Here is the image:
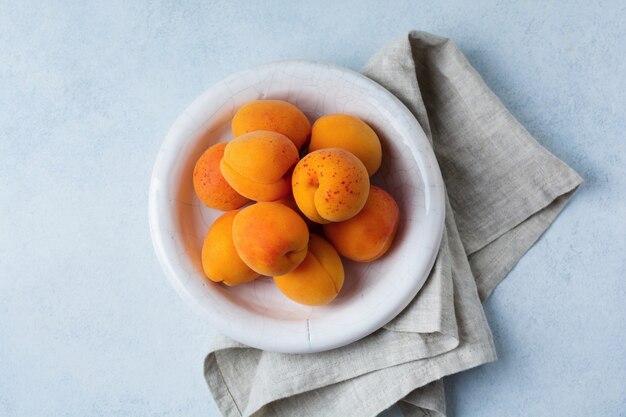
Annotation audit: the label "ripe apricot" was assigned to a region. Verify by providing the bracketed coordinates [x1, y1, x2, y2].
[323, 186, 399, 262]
[274, 234, 344, 306]
[192, 143, 250, 210]
[232, 202, 309, 276]
[309, 114, 382, 176]
[220, 131, 298, 202]
[292, 148, 370, 224]
[201, 211, 260, 286]
[232, 100, 311, 150]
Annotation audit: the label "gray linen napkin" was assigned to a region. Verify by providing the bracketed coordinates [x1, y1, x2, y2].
[204, 31, 582, 417]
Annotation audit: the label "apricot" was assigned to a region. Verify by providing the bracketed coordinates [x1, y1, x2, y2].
[220, 131, 299, 202]
[275, 193, 300, 212]
[309, 114, 382, 176]
[275, 194, 318, 229]
[292, 148, 370, 224]
[201, 211, 260, 286]
[232, 202, 309, 276]
[192, 143, 250, 210]
[232, 100, 311, 150]
[274, 234, 344, 306]
[323, 186, 399, 262]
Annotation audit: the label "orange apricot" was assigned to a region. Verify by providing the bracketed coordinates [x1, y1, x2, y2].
[275, 193, 319, 230]
[201, 211, 260, 286]
[323, 186, 399, 262]
[232, 202, 309, 276]
[192, 143, 250, 210]
[274, 234, 344, 306]
[220, 131, 299, 202]
[309, 114, 382, 176]
[232, 100, 311, 150]
[292, 148, 370, 224]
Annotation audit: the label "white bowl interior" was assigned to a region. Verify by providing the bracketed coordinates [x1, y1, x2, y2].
[149, 61, 445, 353]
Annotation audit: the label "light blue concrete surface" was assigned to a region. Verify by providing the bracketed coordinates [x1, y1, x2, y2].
[1, 1, 624, 416]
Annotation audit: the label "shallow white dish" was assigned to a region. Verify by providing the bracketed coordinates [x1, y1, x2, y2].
[149, 61, 445, 353]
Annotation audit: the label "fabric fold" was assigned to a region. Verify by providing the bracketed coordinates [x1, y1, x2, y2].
[204, 30, 581, 417]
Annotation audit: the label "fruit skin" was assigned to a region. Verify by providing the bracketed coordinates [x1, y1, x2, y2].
[292, 148, 370, 224]
[274, 234, 344, 306]
[309, 114, 382, 176]
[232, 202, 309, 276]
[220, 131, 299, 202]
[275, 193, 320, 232]
[201, 211, 260, 286]
[193, 143, 250, 210]
[323, 186, 399, 262]
[232, 99, 311, 150]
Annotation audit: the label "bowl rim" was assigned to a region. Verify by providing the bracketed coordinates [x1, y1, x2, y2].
[149, 60, 445, 353]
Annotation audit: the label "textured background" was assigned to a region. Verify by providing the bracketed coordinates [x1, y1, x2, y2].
[1, 1, 624, 416]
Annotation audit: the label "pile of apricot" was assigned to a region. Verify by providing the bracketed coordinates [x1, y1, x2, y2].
[193, 100, 400, 306]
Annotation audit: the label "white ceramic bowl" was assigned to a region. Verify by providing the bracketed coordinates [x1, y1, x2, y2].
[149, 61, 445, 353]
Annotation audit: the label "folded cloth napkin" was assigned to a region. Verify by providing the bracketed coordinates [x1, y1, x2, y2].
[204, 31, 582, 417]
